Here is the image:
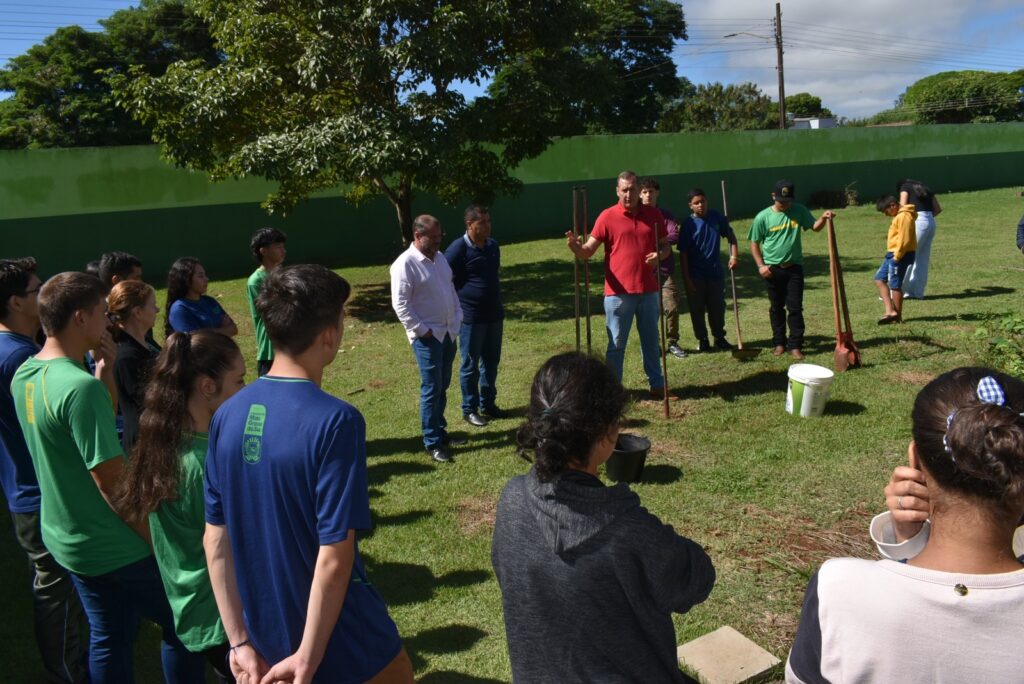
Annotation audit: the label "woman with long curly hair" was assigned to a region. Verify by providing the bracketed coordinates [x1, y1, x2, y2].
[491, 352, 715, 683]
[164, 257, 238, 338]
[116, 331, 246, 682]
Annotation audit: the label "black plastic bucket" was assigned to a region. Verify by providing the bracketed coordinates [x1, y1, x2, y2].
[605, 433, 651, 483]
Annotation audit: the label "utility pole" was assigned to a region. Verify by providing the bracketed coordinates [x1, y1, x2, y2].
[774, 2, 786, 129]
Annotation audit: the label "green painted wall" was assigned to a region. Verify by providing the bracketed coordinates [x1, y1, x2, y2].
[2, 123, 1022, 277]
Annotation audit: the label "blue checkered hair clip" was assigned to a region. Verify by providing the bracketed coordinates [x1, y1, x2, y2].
[943, 376, 1022, 459]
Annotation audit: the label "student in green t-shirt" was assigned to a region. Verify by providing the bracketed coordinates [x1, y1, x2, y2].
[747, 179, 834, 360]
[12, 271, 204, 681]
[115, 330, 246, 682]
[246, 228, 287, 377]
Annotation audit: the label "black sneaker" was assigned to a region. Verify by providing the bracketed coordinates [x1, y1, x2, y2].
[714, 338, 733, 351]
[697, 339, 712, 353]
[667, 343, 688, 359]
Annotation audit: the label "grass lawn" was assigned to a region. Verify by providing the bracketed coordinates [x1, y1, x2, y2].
[1, 186, 1022, 682]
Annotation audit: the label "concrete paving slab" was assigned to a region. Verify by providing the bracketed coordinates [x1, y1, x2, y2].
[677, 625, 781, 684]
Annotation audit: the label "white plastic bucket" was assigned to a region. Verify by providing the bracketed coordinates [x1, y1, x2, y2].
[786, 364, 835, 417]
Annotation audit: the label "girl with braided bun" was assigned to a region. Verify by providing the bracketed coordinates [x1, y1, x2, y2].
[491, 352, 715, 683]
[115, 331, 247, 682]
[787, 368, 1024, 684]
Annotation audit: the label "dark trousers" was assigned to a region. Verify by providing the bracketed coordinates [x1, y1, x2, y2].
[70, 555, 204, 683]
[11, 511, 89, 683]
[458, 320, 503, 415]
[685, 277, 727, 343]
[412, 333, 457, 450]
[201, 642, 235, 683]
[765, 264, 805, 350]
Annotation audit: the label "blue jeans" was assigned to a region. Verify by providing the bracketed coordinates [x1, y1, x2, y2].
[459, 320, 503, 414]
[70, 555, 204, 683]
[903, 211, 935, 298]
[412, 333, 457, 450]
[604, 293, 664, 389]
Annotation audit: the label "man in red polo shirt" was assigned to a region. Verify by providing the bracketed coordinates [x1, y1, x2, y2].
[567, 171, 669, 393]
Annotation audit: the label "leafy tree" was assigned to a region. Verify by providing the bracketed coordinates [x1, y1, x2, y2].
[898, 70, 1024, 124]
[657, 81, 775, 133]
[114, 0, 682, 244]
[785, 92, 832, 119]
[569, 0, 687, 134]
[0, 0, 218, 149]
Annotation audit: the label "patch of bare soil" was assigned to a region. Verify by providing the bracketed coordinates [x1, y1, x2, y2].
[456, 494, 498, 536]
[893, 370, 935, 386]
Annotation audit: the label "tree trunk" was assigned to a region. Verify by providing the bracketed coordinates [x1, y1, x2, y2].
[396, 180, 413, 246]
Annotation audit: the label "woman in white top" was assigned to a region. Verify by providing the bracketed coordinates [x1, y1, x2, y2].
[788, 367, 1024, 684]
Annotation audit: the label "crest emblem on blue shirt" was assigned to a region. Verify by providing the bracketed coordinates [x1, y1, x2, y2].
[243, 403, 266, 464]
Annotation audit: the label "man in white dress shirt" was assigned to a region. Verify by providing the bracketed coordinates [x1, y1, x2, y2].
[390, 215, 464, 463]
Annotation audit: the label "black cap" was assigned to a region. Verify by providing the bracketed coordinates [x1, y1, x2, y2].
[773, 180, 795, 200]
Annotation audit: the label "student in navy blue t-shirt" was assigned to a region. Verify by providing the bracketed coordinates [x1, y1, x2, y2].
[677, 188, 739, 352]
[164, 257, 238, 337]
[204, 264, 412, 683]
[444, 204, 507, 427]
[0, 257, 89, 682]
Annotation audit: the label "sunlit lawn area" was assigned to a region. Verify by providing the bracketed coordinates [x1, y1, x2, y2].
[2, 186, 1022, 682]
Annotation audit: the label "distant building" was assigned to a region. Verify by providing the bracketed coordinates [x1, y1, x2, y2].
[790, 117, 837, 130]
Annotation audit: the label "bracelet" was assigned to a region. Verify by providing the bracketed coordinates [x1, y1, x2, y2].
[230, 639, 251, 651]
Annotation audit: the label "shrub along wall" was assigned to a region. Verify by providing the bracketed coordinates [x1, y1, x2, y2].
[2, 123, 1022, 277]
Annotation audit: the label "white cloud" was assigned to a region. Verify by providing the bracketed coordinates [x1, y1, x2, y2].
[677, 0, 1024, 118]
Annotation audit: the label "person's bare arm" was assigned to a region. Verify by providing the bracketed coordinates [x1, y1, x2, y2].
[91, 457, 150, 544]
[811, 210, 834, 232]
[260, 534, 356, 684]
[680, 252, 695, 292]
[91, 329, 118, 412]
[205, 523, 269, 680]
[645, 236, 671, 267]
[215, 312, 239, 338]
[750, 242, 771, 279]
[931, 194, 942, 216]
[566, 233, 601, 260]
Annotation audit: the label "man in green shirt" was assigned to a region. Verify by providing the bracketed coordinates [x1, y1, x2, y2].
[748, 180, 834, 360]
[12, 271, 202, 681]
[246, 227, 287, 376]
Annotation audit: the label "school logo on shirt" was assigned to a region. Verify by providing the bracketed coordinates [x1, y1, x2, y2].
[24, 383, 35, 424]
[242, 404, 266, 464]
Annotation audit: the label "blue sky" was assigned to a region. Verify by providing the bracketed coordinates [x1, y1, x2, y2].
[2, 0, 1022, 119]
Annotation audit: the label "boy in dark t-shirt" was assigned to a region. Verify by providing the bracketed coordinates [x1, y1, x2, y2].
[205, 264, 411, 683]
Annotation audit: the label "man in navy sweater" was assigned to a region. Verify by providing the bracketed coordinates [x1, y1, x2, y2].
[444, 205, 506, 427]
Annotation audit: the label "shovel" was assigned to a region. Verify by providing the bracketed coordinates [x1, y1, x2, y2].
[826, 215, 861, 371]
[729, 267, 760, 360]
[721, 180, 760, 360]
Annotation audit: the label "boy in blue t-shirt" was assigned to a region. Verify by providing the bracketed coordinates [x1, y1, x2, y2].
[204, 264, 411, 683]
[677, 188, 739, 352]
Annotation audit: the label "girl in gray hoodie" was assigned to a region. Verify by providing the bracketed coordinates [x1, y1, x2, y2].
[492, 352, 715, 683]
